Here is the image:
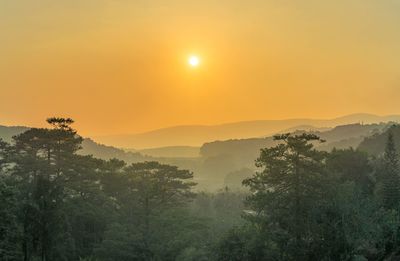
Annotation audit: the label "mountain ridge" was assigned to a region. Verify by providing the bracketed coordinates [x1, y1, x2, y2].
[94, 113, 400, 148]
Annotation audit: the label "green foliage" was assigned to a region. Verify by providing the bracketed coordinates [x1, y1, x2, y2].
[95, 222, 144, 261]
[4, 119, 400, 260]
[216, 225, 279, 261]
[190, 188, 246, 239]
[326, 148, 374, 193]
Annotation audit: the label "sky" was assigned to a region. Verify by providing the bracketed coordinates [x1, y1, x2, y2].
[1, 0, 400, 136]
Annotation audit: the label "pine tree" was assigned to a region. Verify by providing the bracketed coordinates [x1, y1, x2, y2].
[243, 133, 326, 259]
[382, 131, 400, 210]
[13, 118, 83, 261]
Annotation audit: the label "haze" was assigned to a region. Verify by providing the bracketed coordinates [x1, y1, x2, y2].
[1, 0, 400, 136]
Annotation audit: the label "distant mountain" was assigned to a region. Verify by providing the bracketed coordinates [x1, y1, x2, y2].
[136, 146, 200, 158]
[279, 125, 331, 134]
[316, 123, 386, 151]
[94, 114, 400, 148]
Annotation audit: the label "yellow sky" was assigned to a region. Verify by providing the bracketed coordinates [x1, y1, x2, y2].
[1, 0, 400, 136]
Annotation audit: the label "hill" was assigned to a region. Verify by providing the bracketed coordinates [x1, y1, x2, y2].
[136, 146, 200, 158]
[198, 123, 389, 189]
[94, 114, 400, 148]
[358, 124, 400, 156]
[201, 123, 388, 163]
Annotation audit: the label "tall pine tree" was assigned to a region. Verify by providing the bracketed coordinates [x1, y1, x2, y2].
[243, 133, 327, 259]
[382, 131, 400, 210]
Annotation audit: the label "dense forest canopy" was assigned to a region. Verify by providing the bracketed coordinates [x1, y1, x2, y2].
[2, 119, 400, 260]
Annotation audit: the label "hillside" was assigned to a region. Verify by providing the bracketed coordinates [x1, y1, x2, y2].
[316, 123, 386, 151]
[197, 123, 389, 189]
[80, 138, 152, 163]
[136, 146, 200, 158]
[201, 123, 387, 163]
[94, 114, 400, 148]
[358, 124, 400, 156]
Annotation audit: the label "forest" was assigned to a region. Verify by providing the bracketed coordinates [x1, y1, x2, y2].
[2, 118, 400, 261]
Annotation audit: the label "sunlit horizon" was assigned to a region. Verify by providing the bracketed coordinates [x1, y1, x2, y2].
[1, 1, 400, 136]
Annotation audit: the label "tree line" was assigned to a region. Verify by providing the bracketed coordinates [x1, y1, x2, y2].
[1, 118, 400, 260]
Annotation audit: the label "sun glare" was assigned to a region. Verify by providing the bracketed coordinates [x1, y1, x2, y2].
[188, 55, 200, 67]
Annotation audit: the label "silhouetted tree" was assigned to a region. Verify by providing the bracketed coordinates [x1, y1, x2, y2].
[97, 161, 198, 260]
[243, 133, 326, 259]
[13, 118, 82, 260]
[382, 131, 400, 210]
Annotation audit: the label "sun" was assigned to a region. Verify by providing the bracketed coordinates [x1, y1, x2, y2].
[188, 55, 200, 67]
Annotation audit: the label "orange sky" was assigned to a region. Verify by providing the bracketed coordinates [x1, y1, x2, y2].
[1, 0, 400, 136]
